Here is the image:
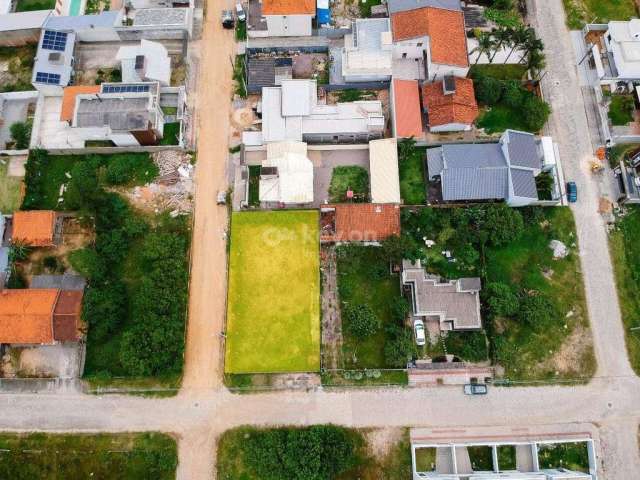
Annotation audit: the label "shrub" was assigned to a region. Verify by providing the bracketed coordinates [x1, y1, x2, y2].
[518, 292, 558, 329]
[68, 248, 106, 281]
[481, 204, 524, 247]
[522, 95, 551, 132]
[42, 255, 58, 272]
[391, 296, 411, 323]
[444, 331, 489, 362]
[485, 282, 519, 317]
[502, 81, 525, 109]
[380, 234, 421, 263]
[384, 327, 416, 367]
[9, 121, 31, 149]
[474, 75, 503, 105]
[105, 154, 157, 185]
[82, 283, 127, 341]
[343, 303, 380, 339]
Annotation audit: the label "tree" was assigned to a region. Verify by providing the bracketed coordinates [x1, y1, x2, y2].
[535, 172, 554, 200]
[380, 234, 421, 263]
[398, 137, 417, 162]
[82, 283, 127, 341]
[472, 31, 496, 65]
[384, 328, 416, 367]
[343, 304, 380, 339]
[391, 296, 410, 323]
[502, 80, 525, 109]
[504, 25, 530, 64]
[522, 95, 551, 132]
[9, 121, 31, 149]
[485, 282, 519, 317]
[474, 75, 503, 105]
[8, 240, 31, 262]
[518, 292, 557, 330]
[489, 27, 513, 63]
[481, 204, 524, 246]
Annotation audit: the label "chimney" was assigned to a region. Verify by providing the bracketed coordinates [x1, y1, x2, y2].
[443, 75, 456, 95]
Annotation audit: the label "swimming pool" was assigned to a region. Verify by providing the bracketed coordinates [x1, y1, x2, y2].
[68, 0, 82, 16]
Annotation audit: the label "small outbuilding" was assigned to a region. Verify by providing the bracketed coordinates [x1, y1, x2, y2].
[12, 210, 59, 247]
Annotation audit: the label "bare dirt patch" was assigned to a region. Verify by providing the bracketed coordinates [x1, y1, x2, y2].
[364, 427, 406, 459]
[538, 323, 595, 377]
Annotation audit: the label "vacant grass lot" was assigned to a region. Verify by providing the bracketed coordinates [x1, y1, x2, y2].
[486, 208, 595, 381]
[609, 206, 640, 375]
[0, 433, 177, 479]
[469, 64, 527, 81]
[563, 0, 637, 29]
[225, 210, 320, 373]
[399, 148, 426, 205]
[477, 104, 531, 134]
[0, 162, 22, 212]
[608, 95, 635, 126]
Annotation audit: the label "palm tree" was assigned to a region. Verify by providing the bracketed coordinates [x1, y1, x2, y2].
[504, 25, 530, 64]
[489, 27, 513, 63]
[526, 48, 546, 77]
[473, 31, 496, 65]
[519, 36, 544, 65]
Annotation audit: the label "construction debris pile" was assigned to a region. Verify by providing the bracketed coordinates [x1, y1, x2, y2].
[128, 150, 195, 215]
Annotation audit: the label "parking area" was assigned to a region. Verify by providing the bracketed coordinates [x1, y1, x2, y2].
[1, 343, 84, 379]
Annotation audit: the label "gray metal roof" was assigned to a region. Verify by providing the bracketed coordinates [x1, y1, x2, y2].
[441, 143, 506, 169]
[504, 130, 541, 170]
[45, 10, 119, 30]
[248, 58, 276, 87]
[426, 147, 443, 179]
[510, 168, 538, 199]
[459, 277, 481, 291]
[387, 0, 461, 14]
[442, 167, 508, 201]
[75, 96, 152, 131]
[31, 273, 86, 291]
[133, 8, 188, 26]
[353, 18, 390, 51]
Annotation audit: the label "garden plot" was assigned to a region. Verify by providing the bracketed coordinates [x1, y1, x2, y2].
[225, 211, 321, 373]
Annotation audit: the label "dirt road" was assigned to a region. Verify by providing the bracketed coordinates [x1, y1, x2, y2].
[181, 1, 234, 392]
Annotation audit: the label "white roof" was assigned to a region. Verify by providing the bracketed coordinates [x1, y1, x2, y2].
[607, 20, 640, 79]
[281, 79, 316, 116]
[342, 18, 393, 77]
[260, 141, 314, 204]
[0, 9, 52, 31]
[0, 0, 11, 15]
[116, 39, 171, 86]
[369, 138, 401, 204]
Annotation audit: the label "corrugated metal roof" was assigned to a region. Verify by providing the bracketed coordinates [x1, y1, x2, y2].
[281, 79, 316, 116]
[45, 10, 120, 29]
[0, 10, 52, 31]
[426, 147, 443, 179]
[442, 167, 508, 201]
[369, 138, 401, 204]
[510, 168, 537, 199]
[388, 0, 461, 13]
[442, 143, 506, 168]
[505, 130, 541, 170]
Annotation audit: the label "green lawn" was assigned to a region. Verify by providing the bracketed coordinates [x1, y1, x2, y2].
[15, 0, 55, 11]
[248, 165, 260, 206]
[160, 122, 181, 145]
[469, 64, 528, 81]
[563, 0, 637, 29]
[486, 207, 595, 381]
[609, 206, 640, 375]
[329, 165, 369, 203]
[225, 210, 320, 373]
[497, 445, 517, 470]
[337, 245, 402, 369]
[0, 433, 177, 479]
[414, 447, 436, 472]
[0, 161, 22, 212]
[537, 442, 590, 472]
[608, 95, 635, 126]
[399, 148, 426, 205]
[477, 104, 532, 134]
[607, 143, 640, 169]
[359, 0, 383, 17]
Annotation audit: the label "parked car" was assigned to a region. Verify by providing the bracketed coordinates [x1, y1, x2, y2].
[222, 9, 234, 29]
[463, 383, 488, 395]
[413, 319, 426, 346]
[566, 181, 577, 203]
[217, 191, 227, 205]
[236, 3, 246, 21]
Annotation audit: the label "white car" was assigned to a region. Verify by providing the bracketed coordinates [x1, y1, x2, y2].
[236, 3, 246, 21]
[414, 319, 426, 346]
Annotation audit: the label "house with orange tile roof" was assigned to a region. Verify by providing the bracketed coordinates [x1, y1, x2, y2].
[0, 288, 84, 345]
[247, 0, 316, 38]
[11, 210, 60, 248]
[390, 78, 424, 139]
[388, 0, 469, 81]
[422, 76, 479, 132]
[320, 204, 401, 243]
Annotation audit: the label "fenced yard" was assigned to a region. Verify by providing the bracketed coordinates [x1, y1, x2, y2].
[225, 210, 321, 373]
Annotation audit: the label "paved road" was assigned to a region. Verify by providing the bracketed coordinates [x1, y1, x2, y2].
[1, 1, 640, 480]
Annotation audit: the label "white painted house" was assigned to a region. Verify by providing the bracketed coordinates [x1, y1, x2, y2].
[247, 0, 315, 38]
[117, 39, 172, 86]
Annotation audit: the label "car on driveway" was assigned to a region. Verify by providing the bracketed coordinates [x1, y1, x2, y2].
[414, 319, 426, 346]
[566, 181, 577, 203]
[236, 3, 246, 21]
[463, 383, 488, 395]
[222, 9, 234, 29]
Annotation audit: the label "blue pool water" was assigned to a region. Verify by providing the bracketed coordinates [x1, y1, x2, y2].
[69, 0, 82, 16]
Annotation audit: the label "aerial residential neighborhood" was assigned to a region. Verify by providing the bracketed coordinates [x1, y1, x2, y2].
[0, 0, 638, 478]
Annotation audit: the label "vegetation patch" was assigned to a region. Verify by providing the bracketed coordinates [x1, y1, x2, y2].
[15, 0, 55, 12]
[469, 64, 527, 81]
[398, 139, 426, 205]
[358, 0, 383, 18]
[328, 166, 369, 203]
[233, 55, 247, 98]
[0, 161, 23, 212]
[160, 122, 181, 145]
[248, 165, 260, 207]
[609, 206, 640, 375]
[225, 211, 320, 373]
[563, 0, 637, 29]
[537, 442, 590, 472]
[0, 45, 37, 92]
[0, 432, 177, 479]
[22, 150, 190, 382]
[608, 95, 635, 126]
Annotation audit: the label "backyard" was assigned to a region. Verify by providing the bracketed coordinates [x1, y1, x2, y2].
[217, 426, 411, 480]
[608, 94, 635, 126]
[398, 142, 426, 205]
[225, 210, 320, 373]
[609, 206, 640, 375]
[0, 45, 37, 93]
[537, 441, 590, 472]
[0, 161, 22, 212]
[401, 206, 595, 381]
[563, 0, 637, 29]
[14, 0, 55, 11]
[21, 150, 191, 386]
[0, 433, 177, 478]
[329, 166, 369, 203]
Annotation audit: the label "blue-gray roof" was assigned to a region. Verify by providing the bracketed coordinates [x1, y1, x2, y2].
[354, 18, 390, 51]
[504, 130, 541, 170]
[387, 0, 461, 14]
[442, 167, 508, 201]
[426, 148, 444, 179]
[440, 143, 506, 169]
[45, 10, 119, 30]
[510, 168, 538, 199]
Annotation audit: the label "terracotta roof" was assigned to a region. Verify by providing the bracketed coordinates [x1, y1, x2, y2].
[53, 290, 83, 342]
[323, 204, 401, 242]
[392, 79, 423, 138]
[391, 7, 468, 67]
[12, 210, 57, 247]
[262, 0, 316, 15]
[60, 85, 100, 122]
[423, 77, 479, 127]
[0, 289, 58, 344]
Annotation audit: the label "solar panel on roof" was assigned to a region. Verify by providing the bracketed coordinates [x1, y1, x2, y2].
[35, 72, 61, 85]
[102, 84, 151, 94]
[42, 30, 68, 52]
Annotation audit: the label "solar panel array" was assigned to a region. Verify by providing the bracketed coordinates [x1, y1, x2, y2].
[102, 84, 151, 94]
[35, 72, 61, 85]
[42, 30, 68, 52]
